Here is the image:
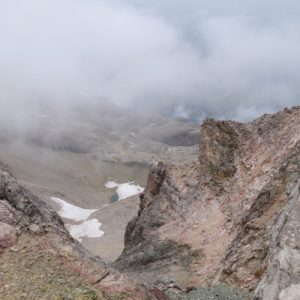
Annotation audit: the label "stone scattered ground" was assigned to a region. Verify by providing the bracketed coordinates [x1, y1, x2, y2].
[0, 236, 98, 300]
[167, 285, 251, 300]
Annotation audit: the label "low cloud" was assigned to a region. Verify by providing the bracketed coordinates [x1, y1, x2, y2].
[0, 0, 299, 122]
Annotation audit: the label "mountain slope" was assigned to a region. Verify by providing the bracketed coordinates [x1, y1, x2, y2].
[0, 162, 155, 299]
[0, 100, 198, 262]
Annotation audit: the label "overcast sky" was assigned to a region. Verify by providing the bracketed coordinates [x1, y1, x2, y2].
[0, 0, 299, 121]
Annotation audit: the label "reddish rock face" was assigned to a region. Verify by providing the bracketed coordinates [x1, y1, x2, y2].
[0, 222, 17, 253]
[115, 106, 300, 300]
[0, 198, 18, 253]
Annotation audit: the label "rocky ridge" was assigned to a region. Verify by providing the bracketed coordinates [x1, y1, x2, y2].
[115, 107, 300, 300]
[0, 162, 155, 299]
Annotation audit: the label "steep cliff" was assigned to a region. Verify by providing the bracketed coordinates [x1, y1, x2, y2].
[115, 107, 300, 300]
[0, 162, 155, 299]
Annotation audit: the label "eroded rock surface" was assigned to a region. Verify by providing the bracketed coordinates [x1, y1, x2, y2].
[115, 107, 300, 300]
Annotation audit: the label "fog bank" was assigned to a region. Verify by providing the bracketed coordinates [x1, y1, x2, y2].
[0, 0, 299, 122]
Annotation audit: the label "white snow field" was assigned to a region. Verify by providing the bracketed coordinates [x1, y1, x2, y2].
[50, 197, 98, 221]
[105, 180, 144, 200]
[50, 196, 104, 241]
[67, 219, 104, 242]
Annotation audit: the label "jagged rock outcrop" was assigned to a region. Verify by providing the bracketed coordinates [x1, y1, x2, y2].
[253, 178, 300, 300]
[0, 162, 156, 299]
[115, 107, 300, 300]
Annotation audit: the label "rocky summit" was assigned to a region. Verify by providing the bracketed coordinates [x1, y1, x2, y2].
[115, 106, 300, 300]
[0, 106, 300, 300]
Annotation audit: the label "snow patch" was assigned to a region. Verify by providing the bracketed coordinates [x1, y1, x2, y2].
[104, 181, 119, 189]
[116, 183, 144, 200]
[67, 219, 104, 242]
[105, 181, 144, 200]
[50, 197, 105, 242]
[50, 197, 98, 221]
